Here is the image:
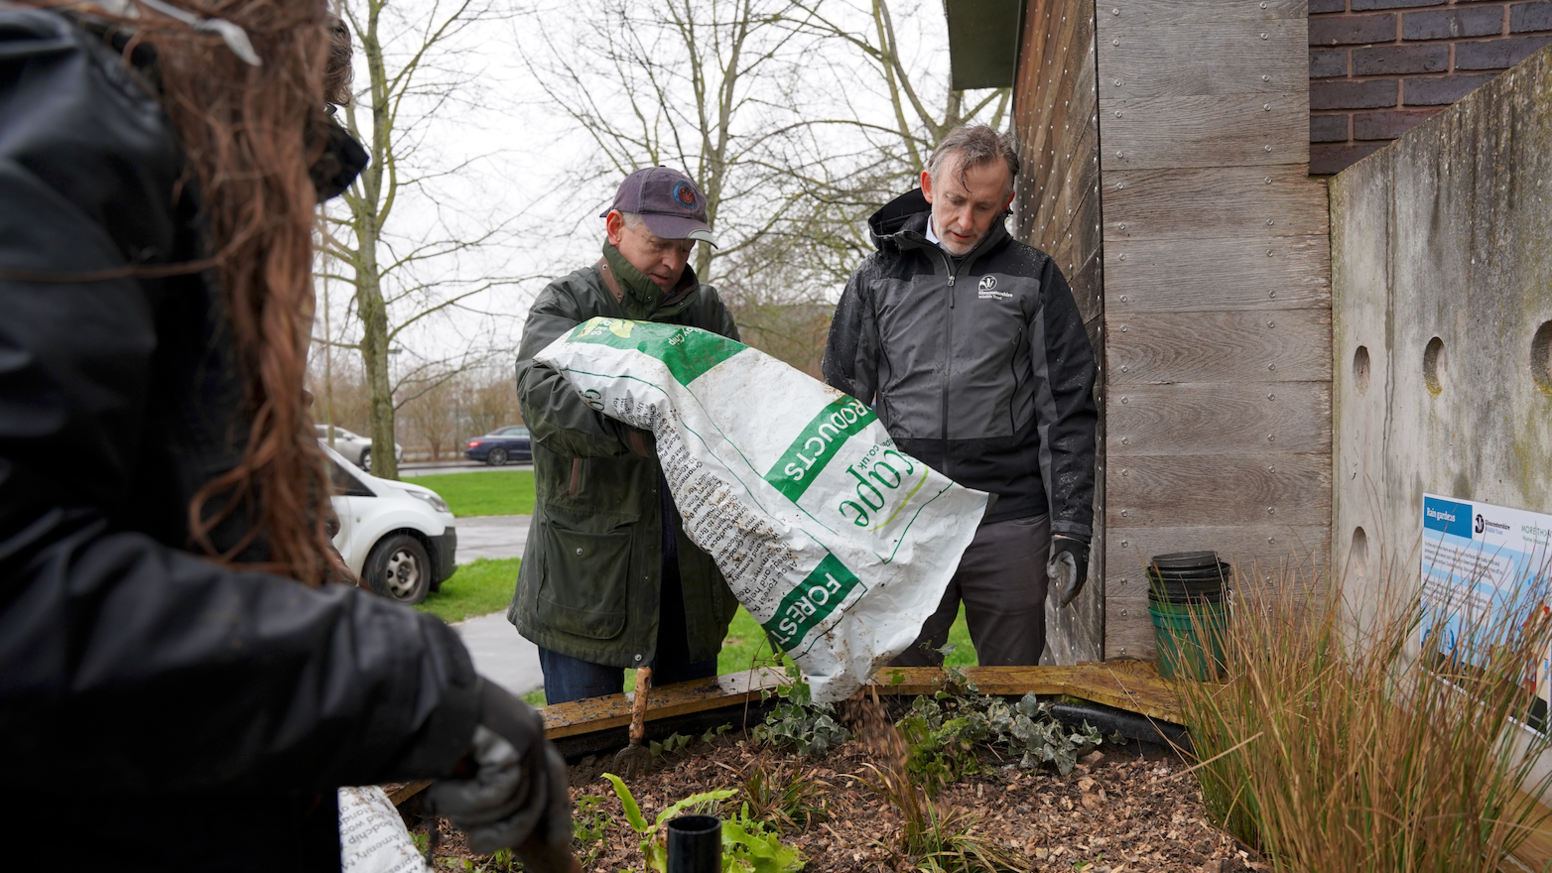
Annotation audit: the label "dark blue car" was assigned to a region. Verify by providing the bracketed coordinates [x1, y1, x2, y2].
[465, 425, 531, 466]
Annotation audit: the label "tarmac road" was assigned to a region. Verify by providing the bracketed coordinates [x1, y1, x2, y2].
[448, 514, 543, 697]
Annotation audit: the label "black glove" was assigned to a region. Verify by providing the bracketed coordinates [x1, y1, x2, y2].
[425, 680, 574, 865]
[1048, 535, 1091, 608]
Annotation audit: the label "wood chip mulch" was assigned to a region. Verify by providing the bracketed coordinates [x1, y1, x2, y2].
[413, 724, 1272, 873]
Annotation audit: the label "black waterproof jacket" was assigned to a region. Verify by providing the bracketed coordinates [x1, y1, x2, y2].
[822, 189, 1098, 541]
[0, 8, 478, 867]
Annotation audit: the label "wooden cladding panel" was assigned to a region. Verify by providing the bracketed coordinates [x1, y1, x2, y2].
[1105, 234, 1330, 313]
[1015, 0, 1098, 254]
[1015, 0, 1106, 663]
[1105, 167, 1328, 242]
[1104, 523, 1329, 589]
[1104, 520, 1327, 658]
[1103, 0, 1307, 29]
[1097, 21, 1308, 100]
[1101, 451, 1332, 528]
[1105, 382, 1331, 457]
[1101, 95, 1310, 171]
[1107, 309, 1332, 384]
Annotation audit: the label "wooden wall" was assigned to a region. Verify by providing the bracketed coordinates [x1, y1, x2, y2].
[1013, 0, 1333, 660]
[1013, 0, 1105, 664]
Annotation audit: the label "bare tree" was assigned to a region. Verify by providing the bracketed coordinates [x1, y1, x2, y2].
[317, 0, 531, 479]
[527, 0, 1009, 372]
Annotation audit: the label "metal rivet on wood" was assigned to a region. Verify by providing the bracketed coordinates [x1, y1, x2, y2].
[1269, 290, 1277, 298]
[1113, 37, 1120, 45]
[1260, 32, 1268, 39]
[1264, 103, 1272, 111]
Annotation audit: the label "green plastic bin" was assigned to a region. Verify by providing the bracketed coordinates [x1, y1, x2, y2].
[1149, 604, 1227, 681]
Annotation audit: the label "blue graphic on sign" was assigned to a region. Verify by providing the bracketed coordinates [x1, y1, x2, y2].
[1423, 497, 1473, 538]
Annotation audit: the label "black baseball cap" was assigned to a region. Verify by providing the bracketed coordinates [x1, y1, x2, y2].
[602, 167, 718, 247]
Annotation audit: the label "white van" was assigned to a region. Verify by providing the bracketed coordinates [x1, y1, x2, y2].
[322, 443, 456, 604]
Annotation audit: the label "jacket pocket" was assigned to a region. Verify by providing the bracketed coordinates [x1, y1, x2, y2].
[537, 515, 634, 640]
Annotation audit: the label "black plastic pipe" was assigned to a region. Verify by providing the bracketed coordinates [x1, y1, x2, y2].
[667, 814, 721, 873]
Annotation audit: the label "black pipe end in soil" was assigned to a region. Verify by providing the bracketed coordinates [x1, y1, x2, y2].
[667, 815, 722, 873]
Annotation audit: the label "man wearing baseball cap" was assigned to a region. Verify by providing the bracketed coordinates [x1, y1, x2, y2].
[507, 167, 742, 704]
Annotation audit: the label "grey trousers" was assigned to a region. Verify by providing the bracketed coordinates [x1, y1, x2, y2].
[890, 514, 1052, 668]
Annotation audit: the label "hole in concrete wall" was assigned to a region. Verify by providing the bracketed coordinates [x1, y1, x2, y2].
[1534, 321, 1552, 395]
[1423, 337, 1447, 396]
[1353, 345, 1371, 395]
[1346, 527, 1370, 582]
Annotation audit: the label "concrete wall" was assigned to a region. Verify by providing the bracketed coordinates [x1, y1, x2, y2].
[1331, 45, 1552, 620]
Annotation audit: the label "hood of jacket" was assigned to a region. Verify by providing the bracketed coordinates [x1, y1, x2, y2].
[602, 242, 703, 321]
[866, 187, 1011, 261]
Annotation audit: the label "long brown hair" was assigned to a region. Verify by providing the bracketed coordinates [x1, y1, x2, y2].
[44, 0, 349, 585]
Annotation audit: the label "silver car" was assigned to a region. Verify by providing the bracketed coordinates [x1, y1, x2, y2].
[315, 424, 402, 471]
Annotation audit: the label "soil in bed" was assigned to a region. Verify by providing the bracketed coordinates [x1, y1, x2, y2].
[410, 720, 1269, 872]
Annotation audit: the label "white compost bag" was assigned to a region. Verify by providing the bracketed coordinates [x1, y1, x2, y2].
[338, 786, 423, 873]
[535, 317, 989, 702]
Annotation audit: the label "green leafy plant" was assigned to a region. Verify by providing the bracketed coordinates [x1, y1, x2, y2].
[649, 724, 732, 758]
[571, 794, 611, 867]
[854, 761, 1023, 873]
[740, 760, 829, 831]
[602, 772, 804, 872]
[751, 661, 850, 756]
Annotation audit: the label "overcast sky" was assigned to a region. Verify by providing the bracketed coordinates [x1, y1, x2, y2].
[313, 0, 969, 381]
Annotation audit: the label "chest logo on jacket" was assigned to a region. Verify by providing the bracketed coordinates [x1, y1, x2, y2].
[977, 275, 1012, 300]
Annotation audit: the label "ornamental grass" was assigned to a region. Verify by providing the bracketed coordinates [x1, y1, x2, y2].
[1177, 559, 1552, 872]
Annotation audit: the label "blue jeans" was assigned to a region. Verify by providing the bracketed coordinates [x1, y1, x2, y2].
[539, 546, 718, 705]
[537, 647, 718, 705]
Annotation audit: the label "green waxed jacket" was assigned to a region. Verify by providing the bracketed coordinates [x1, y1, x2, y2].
[507, 244, 741, 668]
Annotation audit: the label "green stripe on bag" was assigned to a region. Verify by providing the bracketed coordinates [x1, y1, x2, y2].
[762, 395, 876, 501]
[762, 553, 864, 651]
[568, 318, 745, 385]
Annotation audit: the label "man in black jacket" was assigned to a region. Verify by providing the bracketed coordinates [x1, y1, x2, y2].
[823, 124, 1098, 667]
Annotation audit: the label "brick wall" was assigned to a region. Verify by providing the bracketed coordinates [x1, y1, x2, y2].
[1309, 0, 1552, 174]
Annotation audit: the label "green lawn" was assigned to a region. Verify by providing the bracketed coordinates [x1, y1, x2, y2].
[402, 470, 535, 517]
[416, 556, 978, 705]
[414, 557, 520, 624]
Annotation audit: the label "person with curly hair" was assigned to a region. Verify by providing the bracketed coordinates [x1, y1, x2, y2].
[0, 1, 575, 869]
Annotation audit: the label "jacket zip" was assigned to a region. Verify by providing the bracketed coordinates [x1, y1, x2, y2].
[938, 250, 956, 469]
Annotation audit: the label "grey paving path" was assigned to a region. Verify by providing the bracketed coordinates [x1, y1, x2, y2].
[454, 514, 531, 563]
[450, 514, 542, 697]
[454, 611, 543, 697]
